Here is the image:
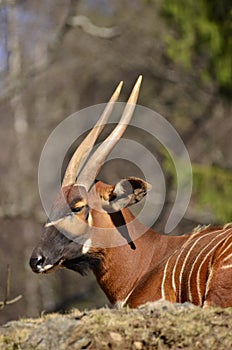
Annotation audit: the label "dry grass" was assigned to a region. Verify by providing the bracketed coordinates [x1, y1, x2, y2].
[1, 301, 232, 349]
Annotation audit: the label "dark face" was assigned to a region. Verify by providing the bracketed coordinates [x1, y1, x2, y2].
[29, 225, 99, 275]
[29, 177, 150, 275]
[29, 184, 97, 275]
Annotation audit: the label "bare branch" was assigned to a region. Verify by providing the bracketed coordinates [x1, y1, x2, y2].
[5, 265, 10, 302]
[67, 15, 121, 39]
[0, 295, 23, 309]
[0, 265, 22, 310]
[49, 1, 120, 55]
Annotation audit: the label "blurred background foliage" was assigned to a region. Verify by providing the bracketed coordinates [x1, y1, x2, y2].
[0, 0, 231, 325]
[162, 0, 232, 94]
[193, 164, 232, 222]
[164, 153, 232, 223]
[160, 0, 232, 222]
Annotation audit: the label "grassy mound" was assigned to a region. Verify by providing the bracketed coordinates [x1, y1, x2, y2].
[1, 301, 232, 349]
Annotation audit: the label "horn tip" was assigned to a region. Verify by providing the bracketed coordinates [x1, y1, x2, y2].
[128, 75, 143, 104]
[136, 75, 143, 87]
[111, 80, 123, 102]
[116, 80, 123, 94]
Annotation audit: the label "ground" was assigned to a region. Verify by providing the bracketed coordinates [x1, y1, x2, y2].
[1, 301, 232, 349]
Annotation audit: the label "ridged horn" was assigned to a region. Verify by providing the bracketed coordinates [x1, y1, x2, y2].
[62, 81, 123, 187]
[77, 75, 142, 190]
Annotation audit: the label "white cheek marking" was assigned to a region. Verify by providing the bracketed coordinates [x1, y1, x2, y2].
[88, 212, 93, 227]
[82, 238, 92, 254]
[45, 217, 65, 227]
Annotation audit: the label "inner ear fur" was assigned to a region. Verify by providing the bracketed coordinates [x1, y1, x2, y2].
[108, 177, 152, 210]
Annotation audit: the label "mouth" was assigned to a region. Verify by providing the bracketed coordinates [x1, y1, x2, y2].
[39, 264, 54, 273]
[40, 264, 63, 273]
[37, 258, 64, 274]
[32, 253, 100, 276]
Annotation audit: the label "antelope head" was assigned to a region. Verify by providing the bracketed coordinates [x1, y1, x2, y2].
[30, 76, 151, 275]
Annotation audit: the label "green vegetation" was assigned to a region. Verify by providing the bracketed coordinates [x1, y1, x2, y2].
[161, 0, 232, 94]
[193, 163, 232, 222]
[163, 152, 232, 223]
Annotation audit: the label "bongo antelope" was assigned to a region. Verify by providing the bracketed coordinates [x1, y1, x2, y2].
[30, 76, 232, 308]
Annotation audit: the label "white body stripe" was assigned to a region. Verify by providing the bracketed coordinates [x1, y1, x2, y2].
[187, 229, 228, 302]
[205, 258, 214, 298]
[162, 227, 232, 303]
[222, 251, 232, 263]
[178, 231, 215, 301]
[172, 236, 193, 293]
[115, 288, 134, 308]
[196, 235, 229, 303]
[161, 255, 172, 300]
[217, 241, 232, 261]
[221, 264, 232, 270]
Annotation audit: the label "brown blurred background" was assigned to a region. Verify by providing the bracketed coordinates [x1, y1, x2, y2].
[0, 0, 231, 324]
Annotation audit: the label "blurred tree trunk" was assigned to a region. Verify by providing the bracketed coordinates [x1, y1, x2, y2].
[7, 0, 31, 214]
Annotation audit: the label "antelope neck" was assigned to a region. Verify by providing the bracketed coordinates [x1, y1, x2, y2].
[91, 208, 187, 305]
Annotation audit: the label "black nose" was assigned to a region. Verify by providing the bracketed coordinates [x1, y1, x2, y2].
[29, 255, 45, 273]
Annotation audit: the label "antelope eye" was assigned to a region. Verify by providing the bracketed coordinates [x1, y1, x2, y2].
[72, 205, 85, 213]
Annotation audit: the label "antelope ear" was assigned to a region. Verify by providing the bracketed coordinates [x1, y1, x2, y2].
[108, 177, 152, 212]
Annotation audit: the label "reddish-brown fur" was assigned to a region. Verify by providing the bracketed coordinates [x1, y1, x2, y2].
[30, 181, 232, 308]
[87, 192, 232, 308]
